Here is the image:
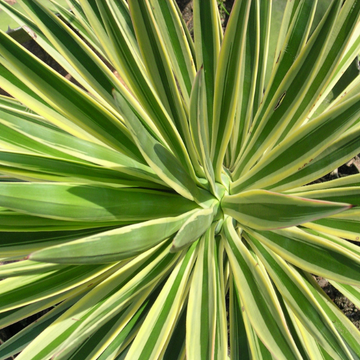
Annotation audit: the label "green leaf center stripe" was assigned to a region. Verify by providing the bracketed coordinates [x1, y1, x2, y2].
[1, 1, 360, 358]
[222, 189, 350, 230]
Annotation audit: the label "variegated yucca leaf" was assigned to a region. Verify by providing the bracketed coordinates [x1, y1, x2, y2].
[0, 0, 359, 359]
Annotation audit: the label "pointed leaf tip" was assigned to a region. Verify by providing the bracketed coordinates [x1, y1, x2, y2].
[222, 189, 351, 230]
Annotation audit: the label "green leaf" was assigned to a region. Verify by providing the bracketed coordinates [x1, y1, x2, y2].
[223, 217, 302, 360]
[0, 260, 62, 277]
[64, 0, 104, 50]
[269, 126, 360, 192]
[186, 227, 227, 360]
[301, 272, 360, 359]
[126, 0, 201, 176]
[0, 263, 115, 312]
[0, 289, 83, 330]
[171, 202, 218, 252]
[0, 30, 141, 159]
[189, 67, 215, 192]
[0, 62, 104, 146]
[307, 17, 360, 119]
[288, 173, 360, 192]
[113, 88, 200, 201]
[17, 0, 119, 106]
[235, 0, 360, 176]
[149, 0, 196, 104]
[229, 277, 251, 360]
[0, 183, 197, 222]
[96, 294, 154, 360]
[0, 110, 87, 162]
[247, 234, 353, 360]
[0, 228, 117, 258]
[30, 211, 196, 264]
[222, 189, 350, 230]
[51, 0, 107, 59]
[193, 0, 221, 139]
[246, 226, 360, 285]
[211, 0, 251, 181]
[248, 0, 317, 145]
[243, 311, 279, 360]
[0, 210, 124, 233]
[162, 305, 187, 360]
[231, 93, 360, 193]
[54, 292, 152, 360]
[0, 295, 78, 360]
[123, 241, 197, 360]
[252, 0, 271, 114]
[277, 0, 360, 142]
[127, 0, 188, 138]
[1, 1, 360, 358]
[0, 150, 153, 186]
[330, 281, 360, 310]
[303, 208, 360, 242]
[15, 242, 176, 360]
[0, 109, 163, 185]
[290, 186, 360, 206]
[83, 0, 201, 179]
[229, 0, 261, 167]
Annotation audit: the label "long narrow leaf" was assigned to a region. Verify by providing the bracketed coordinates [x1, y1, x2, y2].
[0, 183, 198, 222]
[222, 189, 350, 230]
[0, 30, 141, 159]
[246, 227, 360, 285]
[122, 242, 198, 360]
[211, 0, 251, 181]
[186, 227, 227, 360]
[149, 0, 196, 104]
[193, 0, 220, 140]
[223, 217, 302, 360]
[30, 211, 196, 264]
[113, 88, 200, 201]
[247, 234, 353, 360]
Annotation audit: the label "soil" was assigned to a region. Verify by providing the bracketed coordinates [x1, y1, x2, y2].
[316, 277, 360, 329]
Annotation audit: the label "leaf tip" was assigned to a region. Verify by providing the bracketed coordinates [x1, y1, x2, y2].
[169, 245, 178, 253]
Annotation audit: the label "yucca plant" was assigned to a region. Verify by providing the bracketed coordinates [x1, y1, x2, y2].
[0, 0, 360, 359]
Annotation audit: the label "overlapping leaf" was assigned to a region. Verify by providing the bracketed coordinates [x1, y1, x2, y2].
[0, 0, 359, 359]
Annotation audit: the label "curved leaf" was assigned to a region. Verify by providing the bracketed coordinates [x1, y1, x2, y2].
[223, 217, 302, 360]
[0, 183, 198, 222]
[186, 228, 227, 360]
[247, 234, 354, 360]
[231, 93, 360, 193]
[30, 211, 196, 264]
[246, 227, 360, 285]
[222, 189, 351, 230]
[171, 203, 218, 252]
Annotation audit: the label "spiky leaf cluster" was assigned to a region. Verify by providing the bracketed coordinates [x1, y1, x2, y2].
[0, 1, 360, 359]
